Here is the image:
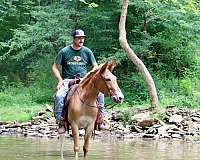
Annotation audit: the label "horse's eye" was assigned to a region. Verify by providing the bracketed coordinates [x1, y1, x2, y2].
[105, 78, 111, 82]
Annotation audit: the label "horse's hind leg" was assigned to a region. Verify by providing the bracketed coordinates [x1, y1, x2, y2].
[71, 124, 80, 159]
[83, 125, 94, 159]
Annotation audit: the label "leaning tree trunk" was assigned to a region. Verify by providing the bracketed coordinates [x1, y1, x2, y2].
[119, 0, 159, 111]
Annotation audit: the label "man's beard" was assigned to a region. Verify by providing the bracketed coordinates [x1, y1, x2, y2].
[78, 42, 83, 47]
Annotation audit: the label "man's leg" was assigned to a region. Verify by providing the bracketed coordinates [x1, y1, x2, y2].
[97, 92, 109, 130]
[55, 87, 67, 121]
[54, 79, 71, 133]
[97, 92, 105, 117]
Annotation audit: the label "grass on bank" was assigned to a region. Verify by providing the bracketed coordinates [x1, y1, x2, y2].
[0, 84, 53, 122]
[0, 104, 43, 122]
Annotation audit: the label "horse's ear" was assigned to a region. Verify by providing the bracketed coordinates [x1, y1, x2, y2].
[100, 62, 108, 73]
[108, 60, 116, 72]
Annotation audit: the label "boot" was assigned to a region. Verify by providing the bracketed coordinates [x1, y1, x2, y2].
[99, 114, 110, 130]
[57, 117, 66, 134]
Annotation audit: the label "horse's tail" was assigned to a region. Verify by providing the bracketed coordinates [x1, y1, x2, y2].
[62, 97, 70, 134]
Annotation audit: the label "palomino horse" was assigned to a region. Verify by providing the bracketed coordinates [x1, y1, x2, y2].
[62, 60, 124, 159]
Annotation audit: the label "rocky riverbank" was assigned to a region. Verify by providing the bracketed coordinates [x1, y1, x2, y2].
[1, 105, 200, 141]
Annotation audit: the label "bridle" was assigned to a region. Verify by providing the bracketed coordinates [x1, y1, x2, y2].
[76, 71, 114, 108]
[99, 73, 116, 99]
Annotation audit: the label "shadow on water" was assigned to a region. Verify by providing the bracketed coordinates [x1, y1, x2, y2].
[1, 135, 200, 160]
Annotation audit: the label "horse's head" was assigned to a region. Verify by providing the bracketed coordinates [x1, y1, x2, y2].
[97, 61, 124, 103]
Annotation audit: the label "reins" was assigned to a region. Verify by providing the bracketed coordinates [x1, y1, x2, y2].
[74, 68, 112, 108]
[76, 88, 98, 108]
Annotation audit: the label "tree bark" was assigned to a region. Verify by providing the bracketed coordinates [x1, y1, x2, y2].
[119, 0, 159, 111]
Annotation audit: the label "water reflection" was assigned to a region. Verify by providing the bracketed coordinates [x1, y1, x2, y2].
[0, 136, 200, 160]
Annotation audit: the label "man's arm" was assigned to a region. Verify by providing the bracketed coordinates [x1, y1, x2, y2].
[52, 63, 64, 90]
[92, 63, 98, 70]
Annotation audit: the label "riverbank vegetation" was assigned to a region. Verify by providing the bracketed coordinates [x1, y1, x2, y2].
[0, 0, 199, 122]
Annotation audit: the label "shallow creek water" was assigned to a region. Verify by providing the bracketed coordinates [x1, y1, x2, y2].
[0, 136, 200, 160]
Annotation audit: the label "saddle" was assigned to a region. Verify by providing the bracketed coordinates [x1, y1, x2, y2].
[68, 74, 81, 88]
[60, 74, 103, 133]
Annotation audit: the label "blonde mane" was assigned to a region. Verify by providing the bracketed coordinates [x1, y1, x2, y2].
[80, 64, 104, 87]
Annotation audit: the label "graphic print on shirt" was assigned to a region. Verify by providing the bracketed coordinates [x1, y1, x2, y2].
[67, 56, 87, 66]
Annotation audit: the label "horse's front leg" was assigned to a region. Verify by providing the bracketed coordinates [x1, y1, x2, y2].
[71, 123, 79, 160]
[83, 123, 95, 159]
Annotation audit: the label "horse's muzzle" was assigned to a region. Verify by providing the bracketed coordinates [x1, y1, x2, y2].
[110, 91, 124, 103]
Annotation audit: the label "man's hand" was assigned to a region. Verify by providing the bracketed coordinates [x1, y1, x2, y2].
[52, 63, 64, 91]
[56, 80, 64, 91]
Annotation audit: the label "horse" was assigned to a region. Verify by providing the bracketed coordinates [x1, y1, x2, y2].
[61, 60, 124, 159]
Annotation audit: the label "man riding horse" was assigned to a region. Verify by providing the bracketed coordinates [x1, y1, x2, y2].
[52, 29, 105, 134]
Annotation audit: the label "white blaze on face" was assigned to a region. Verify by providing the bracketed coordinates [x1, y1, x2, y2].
[79, 116, 94, 128]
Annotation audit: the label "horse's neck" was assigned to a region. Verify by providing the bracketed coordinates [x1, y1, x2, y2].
[80, 82, 99, 102]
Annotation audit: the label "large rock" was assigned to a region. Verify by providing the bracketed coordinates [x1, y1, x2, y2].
[137, 119, 158, 130]
[131, 112, 150, 122]
[169, 114, 183, 124]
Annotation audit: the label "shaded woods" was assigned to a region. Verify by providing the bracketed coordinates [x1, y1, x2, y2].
[0, 0, 199, 121]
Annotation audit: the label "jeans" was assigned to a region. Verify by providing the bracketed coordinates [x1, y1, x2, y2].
[55, 79, 105, 121]
[97, 92, 105, 117]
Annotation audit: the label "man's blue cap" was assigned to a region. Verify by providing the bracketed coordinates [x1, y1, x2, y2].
[72, 29, 86, 38]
